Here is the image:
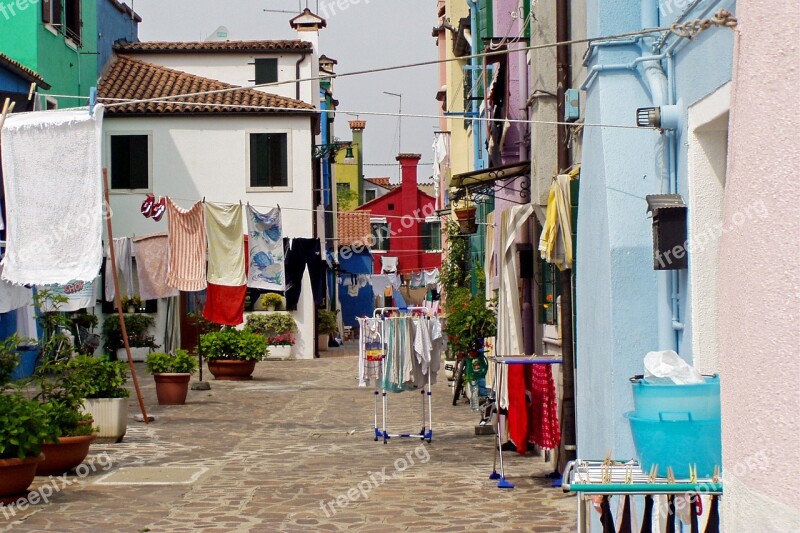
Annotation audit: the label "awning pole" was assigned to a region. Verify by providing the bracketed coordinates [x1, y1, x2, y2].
[103, 168, 149, 423]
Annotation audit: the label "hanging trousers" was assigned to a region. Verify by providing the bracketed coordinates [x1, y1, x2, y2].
[285, 238, 324, 311]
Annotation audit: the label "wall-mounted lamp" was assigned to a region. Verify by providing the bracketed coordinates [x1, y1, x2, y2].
[636, 104, 681, 130]
[343, 145, 356, 164]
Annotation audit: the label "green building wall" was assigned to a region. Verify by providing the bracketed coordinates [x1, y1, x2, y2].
[0, 0, 99, 107]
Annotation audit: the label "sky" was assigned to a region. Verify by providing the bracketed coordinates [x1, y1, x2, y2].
[130, 0, 439, 183]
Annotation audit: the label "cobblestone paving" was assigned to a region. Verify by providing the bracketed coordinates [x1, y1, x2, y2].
[1, 349, 576, 532]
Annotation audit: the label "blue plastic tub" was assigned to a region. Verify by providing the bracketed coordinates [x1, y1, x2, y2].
[631, 375, 720, 420]
[626, 411, 721, 479]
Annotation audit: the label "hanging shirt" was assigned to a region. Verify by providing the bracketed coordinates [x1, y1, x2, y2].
[370, 275, 392, 298]
[410, 271, 425, 289]
[0, 263, 32, 313]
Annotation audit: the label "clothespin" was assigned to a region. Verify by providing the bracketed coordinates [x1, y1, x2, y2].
[88, 87, 97, 117]
[689, 464, 698, 484]
[27, 82, 36, 102]
[648, 464, 659, 483]
[666, 467, 675, 484]
[625, 465, 633, 484]
[712, 465, 720, 483]
[0, 98, 15, 132]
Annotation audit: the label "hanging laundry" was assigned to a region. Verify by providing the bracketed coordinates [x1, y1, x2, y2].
[204, 202, 245, 286]
[166, 199, 207, 292]
[386, 273, 402, 290]
[423, 268, 440, 287]
[392, 289, 407, 308]
[507, 364, 530, 454]
[380, 256, 398, 273]
[203, 283, 246, 326]
[600, 496, 616, 533]
[410, 271, 425, 289]
[132, 233, 179, 301]
[0, 107, 104, 285]
[42, 279, 95, 312]
[357, 317, 383, 387]
[617, 495, 634, 533]
[528, 364, 561, 450]
[104, 237, 134, 302]
[0, 263, 32, 313]
[703, 496, 720, 533]
[640, 495, 654, 533]
[538, 174, 573, 270]
[370, 274, 392, 298]
[246, 205, 285, 291]
[413, 315, 444, 385]
[284, 238, 324, 311]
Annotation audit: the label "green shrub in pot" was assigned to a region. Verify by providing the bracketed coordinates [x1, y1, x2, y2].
[0, 393, 59, 459]
[245, 313, 297, 338]
[67, 356, 130, 399]
[200, 327, 267, 362]
[145, 350, 199, 375]
[317, 309, 338, 335]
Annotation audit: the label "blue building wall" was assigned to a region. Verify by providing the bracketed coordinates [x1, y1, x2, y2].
[576, 0, 735, 465]
[339, 250, 374, 330]
[0, 67, 32, 94]
[97, 0, 139, 75]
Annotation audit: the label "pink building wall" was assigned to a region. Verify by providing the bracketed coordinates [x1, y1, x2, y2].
[718, 0, 800, 528]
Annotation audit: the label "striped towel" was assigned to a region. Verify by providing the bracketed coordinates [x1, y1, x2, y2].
[166, 199, 207, 292]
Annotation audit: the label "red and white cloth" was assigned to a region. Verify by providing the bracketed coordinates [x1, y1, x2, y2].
[166, 199, 206, 292]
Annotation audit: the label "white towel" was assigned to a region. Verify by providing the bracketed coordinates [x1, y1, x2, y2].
[104, 237, 134, 302]
[0, 263, 32, 313]
[0, 107, 104, 285]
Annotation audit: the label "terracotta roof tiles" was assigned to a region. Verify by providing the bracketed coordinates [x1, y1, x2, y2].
[98, 56, 315, 115]
[114, 40, 312, 54]
[337, 211, 372, 247]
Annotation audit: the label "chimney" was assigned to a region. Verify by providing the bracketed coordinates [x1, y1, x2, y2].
[397, 153, 422, 271]
[289, 8, 326, 107]
[350, 120, 366, 202]
[397, 153, 421, 190]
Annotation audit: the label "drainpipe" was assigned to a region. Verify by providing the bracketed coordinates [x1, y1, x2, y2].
[639, 1, 680, 352]
[468, 0, 484, 172]
[556, 0, 577, 468]
[295, 52, 308, 100]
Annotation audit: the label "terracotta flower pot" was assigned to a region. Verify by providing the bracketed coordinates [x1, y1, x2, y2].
[38, 435, 96, 476]
[0, 454, 44, 504]
[207, 359, 257, 381]
[153, 373, 192, 405]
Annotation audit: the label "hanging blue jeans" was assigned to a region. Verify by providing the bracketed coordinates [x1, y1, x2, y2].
[285, 238, 325, 311]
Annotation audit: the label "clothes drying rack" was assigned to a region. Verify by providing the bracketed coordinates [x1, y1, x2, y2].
[368, 306, 435, 444]
[561, 459, 723, 533]
[489, 355, 564, 489]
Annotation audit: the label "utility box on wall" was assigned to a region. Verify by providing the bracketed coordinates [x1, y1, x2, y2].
[646, 194, 688, 270]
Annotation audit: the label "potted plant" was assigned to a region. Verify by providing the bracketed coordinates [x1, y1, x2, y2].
[0, 393, 58, 502]
[317, 309, 338, 353]
[245, 313, 297, 360]
[200, 327, 267, 381]
[261, 293, 284, 312]
[102, 313, 159, 362]
[145, 350, 198, 405]
[452, 196, 477, 234]
[25, 290, 97, 476]
[68, 356, 131, 442]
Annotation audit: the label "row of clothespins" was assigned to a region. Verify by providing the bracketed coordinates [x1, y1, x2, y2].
[596, 456, 721, 485]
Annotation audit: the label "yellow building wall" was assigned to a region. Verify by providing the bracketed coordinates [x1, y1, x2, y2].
[444, 0, 473, 178]
[334, 144, 360, 211]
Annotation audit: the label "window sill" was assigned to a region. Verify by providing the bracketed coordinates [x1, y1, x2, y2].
[372, 250, 389, 254]
[110, 189, 152, 194]
[247, 186, 293, 193]
[424, 250, 443, 254]
[44, 24, 60, 37]
[65, 37, 81, 51]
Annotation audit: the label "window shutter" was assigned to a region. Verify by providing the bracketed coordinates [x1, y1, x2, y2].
[42, 0, 52, 23]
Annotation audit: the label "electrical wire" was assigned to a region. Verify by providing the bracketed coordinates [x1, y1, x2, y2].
[99, 25, 680, 110]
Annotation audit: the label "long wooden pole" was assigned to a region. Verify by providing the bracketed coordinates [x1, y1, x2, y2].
[102, 168, 148, 423]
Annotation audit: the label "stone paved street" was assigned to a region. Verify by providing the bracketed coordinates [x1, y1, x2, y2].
[1, 349, 576, 532]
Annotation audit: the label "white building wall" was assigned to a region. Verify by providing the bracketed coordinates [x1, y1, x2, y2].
[126, 52, 315, 103]
[103, 114, 318, 359]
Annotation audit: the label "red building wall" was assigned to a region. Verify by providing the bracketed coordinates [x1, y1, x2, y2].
[356, 154, 442, 275]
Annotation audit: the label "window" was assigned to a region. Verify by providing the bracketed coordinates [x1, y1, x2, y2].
[64, 0, 81, 45]
[254, 58, 278, 85]
[249, 133, 288, 188]
[370, 219, 390, 252]
[422, 218, 442, 251]
[110, 135, 149, 190]
[42, 0, 62, 26]
[364, 189, 377, 203]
